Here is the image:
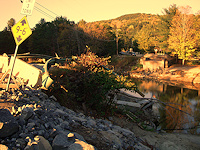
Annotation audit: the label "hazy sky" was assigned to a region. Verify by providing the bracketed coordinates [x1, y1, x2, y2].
[1, 0, 200, 31]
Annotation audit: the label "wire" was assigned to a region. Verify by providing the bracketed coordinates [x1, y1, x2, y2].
[35, 2, 59, 17]
[34, 6, 55, 19]
[20, 0, 57, 20]
[32, 1, 115, 42]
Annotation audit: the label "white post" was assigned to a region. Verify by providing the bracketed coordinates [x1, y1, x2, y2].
[6, 45, 19, 91]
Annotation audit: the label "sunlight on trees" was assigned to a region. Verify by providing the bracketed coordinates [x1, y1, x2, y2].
[1, 5, 200, 58]
[168, 6, 196, 65]
[158, 4, 177, 52]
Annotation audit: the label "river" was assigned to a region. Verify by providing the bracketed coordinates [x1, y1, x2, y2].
[132, 78, 200, 134]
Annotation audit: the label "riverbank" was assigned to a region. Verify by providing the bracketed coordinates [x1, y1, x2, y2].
[130, 65, 200, 90]
[0, 88, 158, 150]
[1, 88, 200, 150]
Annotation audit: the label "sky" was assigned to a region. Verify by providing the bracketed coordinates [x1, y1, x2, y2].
[1, 0, 200, 31]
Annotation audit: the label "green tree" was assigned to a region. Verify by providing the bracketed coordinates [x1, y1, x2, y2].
[157, 4, 178, 52]
[168, 6, 196, 65]
[0, 30, 15, 54]
[57, 26, 77, 57]
[134, 23, 155, 52]
[29, 18, 58, 55]
[194, 13, 200, 56]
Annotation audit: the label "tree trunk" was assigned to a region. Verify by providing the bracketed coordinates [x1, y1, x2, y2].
[182, 59, 185, 65]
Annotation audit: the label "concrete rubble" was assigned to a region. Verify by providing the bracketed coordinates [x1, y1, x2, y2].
[0, 54, 53, 90]
[0, 88, 153, 150]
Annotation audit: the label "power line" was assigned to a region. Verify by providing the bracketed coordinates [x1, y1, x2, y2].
[34, 6, 55, 19]
[28, 1, 115, 42]
[35, 2, 59, 17]
[20, 0, 57, 20]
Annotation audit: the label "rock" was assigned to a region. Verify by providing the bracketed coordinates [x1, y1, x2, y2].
[16, 138, 27, 149]
[0, 88, 151, 150]
[68, 139, 95, 150]
[53, 109, 67, 117]
[52, 133, 74, 150]
[160, 141, 184, 150]
[30, 96, 40, 102]
[134, 142, 151, 150]
[0, 144, 8, 150]
[99, 131, 122, 149]
[20, 107, 34, 121]
[60, 121, 70, 130]
[24, 136, 52, 150]
[87, 119, 96, 127]
[0, 109, 19, 138]
[49, 95, 57, 101]
[70, 116, 87, 123]
[120, 128, 134, 137]
[73, 132, 86, 142]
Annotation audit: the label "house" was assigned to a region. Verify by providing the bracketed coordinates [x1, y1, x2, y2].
[140, 53, 173, 71]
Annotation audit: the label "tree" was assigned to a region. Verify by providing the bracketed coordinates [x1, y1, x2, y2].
[0, 30, 15, 54]
[29, 19, 58, 55]
[134, 23, 155, 52]
[168, 6, 196, 65]
[157, 4, 178, 52]
[7, 18, 16, 31]
[194, 14, 200, 53]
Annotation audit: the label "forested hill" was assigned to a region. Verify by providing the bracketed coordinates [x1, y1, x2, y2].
[113, 13, 156, 21]
[95, 13, 159, 24]
[1, 5, 200, 60]
[78, 12, 161, 54]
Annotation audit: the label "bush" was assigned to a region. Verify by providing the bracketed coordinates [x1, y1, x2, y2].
[48, 50, 138, 117]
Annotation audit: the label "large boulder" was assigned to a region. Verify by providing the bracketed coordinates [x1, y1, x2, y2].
[0, 144, 8, 150]
[52, 133, 74, 150]
[24, 136, 52, 150]
[52, 132, 89, 150]
[0, 109, 19, 138]
[68, 139, 95, 150]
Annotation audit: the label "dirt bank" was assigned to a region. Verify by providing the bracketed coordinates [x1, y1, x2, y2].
[113, 116, 200, 150]
[130, 65, 200, 89]
[126, 65, 200, 149]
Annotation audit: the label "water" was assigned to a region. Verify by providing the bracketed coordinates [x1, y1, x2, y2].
[133, 78, 200, 134]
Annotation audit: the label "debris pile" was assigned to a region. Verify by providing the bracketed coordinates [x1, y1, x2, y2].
[0, 88, 153, 150]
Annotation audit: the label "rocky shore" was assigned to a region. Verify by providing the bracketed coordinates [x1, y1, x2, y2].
[130, 65, 200, 89]
[0, 87, 153, 150]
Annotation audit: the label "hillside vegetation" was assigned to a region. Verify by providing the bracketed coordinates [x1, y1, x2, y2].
[0, 4, 200, 63]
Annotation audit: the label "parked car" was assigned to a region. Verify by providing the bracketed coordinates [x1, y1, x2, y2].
[129, 52, 136, 56]
[119, 51, 136, 56]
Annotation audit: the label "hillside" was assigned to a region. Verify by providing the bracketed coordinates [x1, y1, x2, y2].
[77, 13, 161, 54]
[96, 13, 160, 25]
[113, 13, 158, 21]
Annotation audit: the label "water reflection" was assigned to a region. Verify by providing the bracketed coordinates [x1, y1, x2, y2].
[134, 79, 200, 134]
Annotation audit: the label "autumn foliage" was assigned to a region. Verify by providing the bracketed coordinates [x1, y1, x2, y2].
[48, 50, 138, 117]
[168, 6, 197, 65]
[1, 5, 200, 61]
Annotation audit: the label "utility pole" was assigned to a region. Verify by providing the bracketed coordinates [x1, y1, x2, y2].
[116, 29, 119, 55]
[74, 27, 81, 55]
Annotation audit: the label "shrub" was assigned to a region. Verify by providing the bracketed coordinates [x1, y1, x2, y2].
[48, 49, 139, 117]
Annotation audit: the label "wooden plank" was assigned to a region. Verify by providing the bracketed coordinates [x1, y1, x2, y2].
[0, 84, 18, 89]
